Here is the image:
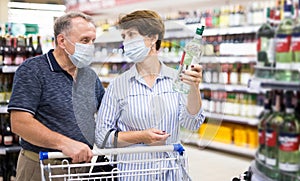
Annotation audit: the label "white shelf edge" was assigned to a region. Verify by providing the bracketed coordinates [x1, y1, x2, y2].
[201, 56, 257, 64]
[181, 133, 256, 157]
[200, 83, 260, 93]
[204, 112, 259, 125]
[1, 65, 19, 73]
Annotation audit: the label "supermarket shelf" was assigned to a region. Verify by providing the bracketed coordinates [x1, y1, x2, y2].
[205, 112, 259, 125]
[0, 145, 21, 155]
[201, 56, 257, 64]
[181, 133, 256, 157]
[249, 78, 300, 91]
[165, 20, 260, 36]
[200, 83, 261, 93]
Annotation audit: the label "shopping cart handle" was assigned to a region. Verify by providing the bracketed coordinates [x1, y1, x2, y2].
[39, 152, 48, 160]
[173, 143, 185, 155]
[39, 143, 185, 160]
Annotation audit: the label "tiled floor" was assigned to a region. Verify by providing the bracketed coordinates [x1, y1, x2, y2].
[184, 144, 253, 181]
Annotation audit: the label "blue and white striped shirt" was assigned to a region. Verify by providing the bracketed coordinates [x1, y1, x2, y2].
[95, 62, 205, 180]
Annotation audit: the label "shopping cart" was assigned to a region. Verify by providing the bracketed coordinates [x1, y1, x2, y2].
[39, 143, 192, 181]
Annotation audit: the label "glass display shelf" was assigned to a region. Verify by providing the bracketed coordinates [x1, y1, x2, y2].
[249, 154, 300, 181]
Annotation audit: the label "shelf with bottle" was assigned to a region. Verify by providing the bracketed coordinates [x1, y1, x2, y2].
[180, 125, 257, 157]
[202, 89, 263, 125]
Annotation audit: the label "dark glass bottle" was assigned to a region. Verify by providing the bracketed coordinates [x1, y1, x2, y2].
[3, 36, 13, 65]
[265, 90, 285, 179]
[25, 35, 35, 58]
[257, 91, 273, 172]
[2, 114, 13, 146]
[0, 36, 4, 65]
[14, 36, 26, 65]
[278, 91, 300, 180]
[35, 35, 43, 56]
[10, 37, 17, 66]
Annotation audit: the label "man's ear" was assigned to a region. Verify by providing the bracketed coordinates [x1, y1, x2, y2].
[56, 34, 66, 49]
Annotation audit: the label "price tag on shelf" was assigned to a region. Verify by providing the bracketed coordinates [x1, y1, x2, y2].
[0, 148, 5, 155]
[2, 66, 19, 73]
[0, 105, 8, 113]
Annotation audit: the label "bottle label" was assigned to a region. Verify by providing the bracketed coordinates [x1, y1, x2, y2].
[279, 162, 299, 172]
[276, 34, 291, 53]
[291, 33, 300, 52]
[258, 129, 265, 145]
[258, 153, 265, 161]
[266, 130, 277, 147]
[4, 57, 12, 65]
[4, 135, 13, 145]
[257, 37, 270, 51]
[265, 157, 277, 166]
[278, 133, 300, 151]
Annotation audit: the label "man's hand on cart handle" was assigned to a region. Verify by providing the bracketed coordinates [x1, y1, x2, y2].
[58, 138, 93, 163]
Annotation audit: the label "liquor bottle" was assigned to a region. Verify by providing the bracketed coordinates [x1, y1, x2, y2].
[35, 35, 43, 56]
[14, 36, 26, 65]
[3, 36, 13, 65]
[278, 91, 300, 180]
[25, 35, 35, 58]
[291, 0, 300, 66]
[256, 91, 273, 173]
[265, 90, 284, 179]
[256, 7, 275, 68]
[275, 0, 294, 68]
[0, 155, 4, 181]
[10, 37, 16, 66]
[0, 36, 4, 65]
[2, 114, 13, 146]
[173, 26, 205, 94]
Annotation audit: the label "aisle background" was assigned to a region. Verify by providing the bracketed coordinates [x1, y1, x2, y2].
[185, 144, 253, 181]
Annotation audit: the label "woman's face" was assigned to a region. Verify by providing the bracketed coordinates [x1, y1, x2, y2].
[121, 28, 153, 47]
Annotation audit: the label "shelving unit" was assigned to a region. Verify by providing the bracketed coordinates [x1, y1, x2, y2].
[180, 130, 256, 157]
[204, 112, 259, 125]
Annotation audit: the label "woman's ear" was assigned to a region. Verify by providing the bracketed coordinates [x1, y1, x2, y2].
[149, 34, 158, 44]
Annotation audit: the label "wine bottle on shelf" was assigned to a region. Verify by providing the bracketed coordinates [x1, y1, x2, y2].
[10, 37, 16, 66]
[3, 36, 13, 66]
[256, 7, 275, 68]
[35, 35, 43, 56]
[275, 0, 294, 69]
[2, 114, 13, 146]
[0, 155, 4, 181]
[278, 91, 300, 180]
[25, 35, 35, 58]
[14, 36, 26, 65]
[265, 90, 285, 180]
[0, 36, 4, 65]
[256, 91, 273, 174]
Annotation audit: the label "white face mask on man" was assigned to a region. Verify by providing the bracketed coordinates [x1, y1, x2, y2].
[123, 36, 151, 63]
[64, 38, 95, 68]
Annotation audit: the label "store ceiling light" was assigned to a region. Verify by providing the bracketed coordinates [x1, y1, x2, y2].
[8, 2, 66, 11]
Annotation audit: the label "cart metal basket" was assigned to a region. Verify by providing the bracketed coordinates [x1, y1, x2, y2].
[39, 144, 191, 181]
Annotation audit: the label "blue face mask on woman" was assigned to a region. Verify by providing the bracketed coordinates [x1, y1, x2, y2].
[65, 38, 95, 68]
[123, 36, 151, 63]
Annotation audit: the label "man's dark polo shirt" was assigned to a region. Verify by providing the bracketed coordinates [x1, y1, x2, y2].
[8, 49, 105, 153]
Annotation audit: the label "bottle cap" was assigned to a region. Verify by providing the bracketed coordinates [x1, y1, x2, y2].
[196, 25, 205, 35]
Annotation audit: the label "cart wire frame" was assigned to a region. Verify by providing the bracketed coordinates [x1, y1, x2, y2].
[39, 144, 192, 181]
